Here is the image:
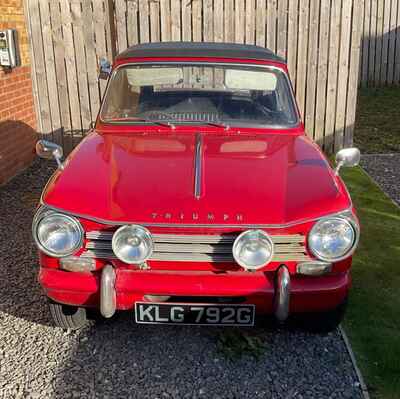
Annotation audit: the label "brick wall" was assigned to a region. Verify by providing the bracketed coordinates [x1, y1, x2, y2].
[0, 0, 37, 185]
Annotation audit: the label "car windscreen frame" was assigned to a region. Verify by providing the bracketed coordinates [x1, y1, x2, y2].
[98, 61, 301, 130]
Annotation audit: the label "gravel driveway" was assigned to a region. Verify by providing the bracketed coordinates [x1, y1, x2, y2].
[361, 153, 400, 206]
[0, 160, 363, 399]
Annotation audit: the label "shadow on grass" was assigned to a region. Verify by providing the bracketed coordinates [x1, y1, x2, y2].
[354, 87, 400, 154]
[342, 167, 400, 399]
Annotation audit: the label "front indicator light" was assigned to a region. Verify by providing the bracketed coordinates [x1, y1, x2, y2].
[60, 257, 96, 272]
[232, 229, 274, 270]
[297, 261, 332, 276]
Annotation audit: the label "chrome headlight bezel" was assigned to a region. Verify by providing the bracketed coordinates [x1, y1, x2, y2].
[111, 224, 154, 264]
[32, 209, 84, 258]
[232, 229, 274, 270]
[308, 215, 359, 262]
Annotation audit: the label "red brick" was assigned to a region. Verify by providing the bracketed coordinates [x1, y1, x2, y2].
[0, 0, 37, 185]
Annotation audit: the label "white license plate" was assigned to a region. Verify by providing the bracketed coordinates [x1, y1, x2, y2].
[135, 302, 255, 326]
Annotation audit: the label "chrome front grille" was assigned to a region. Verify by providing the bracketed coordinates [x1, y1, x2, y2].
[82, 231, 311, 263]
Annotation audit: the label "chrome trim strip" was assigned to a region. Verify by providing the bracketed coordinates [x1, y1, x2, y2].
[82, 250, 233, 262]
[81, 249, 311, 262]
[88, 231, 238, 242]
[39, 204, 354, 229]
[86, 241, 305, 254]
[274, 265, 290, 322]
[272, 254, 310, 261]
[86, 231, 305, 243]
[194, 133, 202, 199]
[149, 253, 235, 262]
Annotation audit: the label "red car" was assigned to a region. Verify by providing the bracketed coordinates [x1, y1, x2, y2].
[33, 42, 360, 332]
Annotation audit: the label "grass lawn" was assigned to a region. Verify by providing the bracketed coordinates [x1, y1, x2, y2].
[354, 88, 400, 153]
[341, 166, 400, 399]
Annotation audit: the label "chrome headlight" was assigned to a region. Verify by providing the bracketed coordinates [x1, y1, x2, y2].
[32, 211, 83, 257]
[112, 225, 153, 264]
[232, 229, 274, 270]
[308, 217, 358, 262]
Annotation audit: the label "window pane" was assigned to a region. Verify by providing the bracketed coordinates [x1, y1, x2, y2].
[101, 64, 298, 128]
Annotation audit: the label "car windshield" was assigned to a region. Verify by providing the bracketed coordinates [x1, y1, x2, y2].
[100, 64, 299, 128]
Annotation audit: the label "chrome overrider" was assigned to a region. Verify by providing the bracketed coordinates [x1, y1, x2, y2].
[274, 265, 291, 322]
[100, 265, 116, 318]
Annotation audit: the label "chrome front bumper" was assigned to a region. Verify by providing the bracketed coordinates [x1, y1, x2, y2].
[100, 264, 292, 322]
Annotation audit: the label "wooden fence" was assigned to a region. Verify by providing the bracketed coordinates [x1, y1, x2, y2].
[360, 0, 400, 87]
[24, 0, 369, 153]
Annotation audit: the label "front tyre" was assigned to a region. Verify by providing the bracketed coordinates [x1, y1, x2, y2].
[49, 301, 89, 330]
[297, 298, 348, 333]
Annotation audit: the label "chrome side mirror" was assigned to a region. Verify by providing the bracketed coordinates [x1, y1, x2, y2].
[335, 147, 360, 175]
[36, 140, 64, 170]
[99, 58, 111, 80]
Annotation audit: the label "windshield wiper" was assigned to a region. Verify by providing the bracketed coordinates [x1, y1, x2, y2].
[135, 118, 176, 129]
[151, 116, 230, 130]
[202, 121, 230, 130]
[107, 117, 175, 129]
[164, 119, 230, 130]
[110, 116, 231, 130]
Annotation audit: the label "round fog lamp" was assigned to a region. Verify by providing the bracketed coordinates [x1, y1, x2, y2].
[112, 225, 153, 264]
[233, 229, 274, 270]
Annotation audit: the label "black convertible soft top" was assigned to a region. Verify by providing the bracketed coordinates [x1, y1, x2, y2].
[116, 42, 285, 63]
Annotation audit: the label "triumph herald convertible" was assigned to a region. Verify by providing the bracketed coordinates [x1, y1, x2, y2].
[33, 42, 360, 332]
